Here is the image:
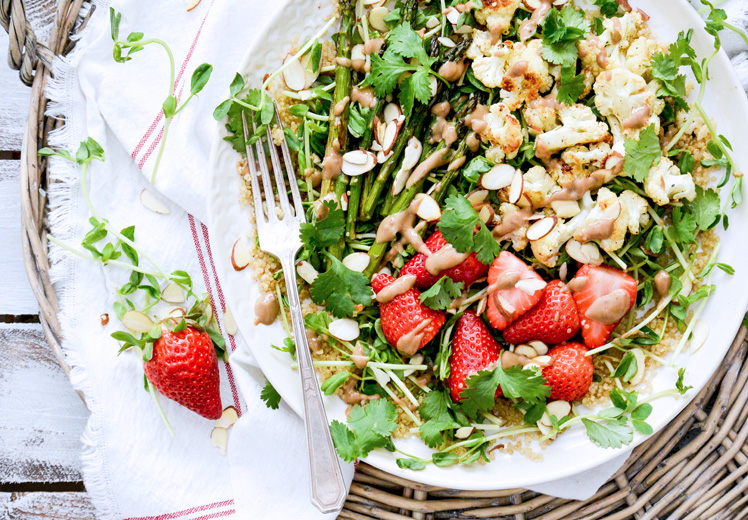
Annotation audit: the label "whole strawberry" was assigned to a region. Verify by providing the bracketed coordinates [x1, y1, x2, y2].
[542, 342, 593, 402]
[144, 325, 223, 420]
[372, 273, 445, 356]
[447, 311, 504, 402]
[400, 230, 490, 289]
[503, 280, 580, 345]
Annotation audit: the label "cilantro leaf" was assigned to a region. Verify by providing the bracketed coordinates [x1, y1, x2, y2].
[364, 51, 414, 97]
[473, 224, 501, 264]
[670, 207, 697, 244]
[541, 6, 590, 66]
[557, 66, 586, 105]
[687, 186, 721, 230]
[419, 276, 464, 310]
[330, 399, 398, 462]
[386, 23, 434, 68]
[462, 157, 492, 184]
[438, 190, 500, 264]
[310, 254, 374, 318]
[582, 417, 634, 448]
[260, 379, 281, 410]
[623, 124, 661, 182]
[299, 200, 345, 250]
[418, 391, 460, 448]
[592, 0, 620, 16]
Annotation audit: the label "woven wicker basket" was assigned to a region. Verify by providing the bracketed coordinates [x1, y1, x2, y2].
[4, 1, 748, 518]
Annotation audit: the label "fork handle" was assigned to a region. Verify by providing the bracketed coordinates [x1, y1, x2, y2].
[280, 254, 348, 513]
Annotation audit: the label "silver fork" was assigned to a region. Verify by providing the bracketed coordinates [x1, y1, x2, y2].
[242, 108, 347, 513]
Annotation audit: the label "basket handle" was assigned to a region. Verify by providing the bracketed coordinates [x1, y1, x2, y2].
[1, 0, 58, 85]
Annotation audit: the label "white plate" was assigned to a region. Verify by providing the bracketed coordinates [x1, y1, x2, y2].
[208, 0, 748, 490]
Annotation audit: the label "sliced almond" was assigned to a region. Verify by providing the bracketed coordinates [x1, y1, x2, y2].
[515, 345, 538, 359]
[374, 116, 386, 147]
[533, 355, 552, 367]
[223, 306, 238, 336]
[329, 318, 360, 342]
[689, 319, 709, 353]
[377, 151, 393, 164]
[545, 400, 571, 424]
[186, 0, 201, 10]
[383, 103, 402, 124]
[528, 340, 548, 356]
[299, 53, 319, 89]
[122, 310, 154, 333]
[282, 54, 306, 91]
[603, 201, 622, 220]
[629, 348, 646, 386]
[161, 282, 185, 304]
[481, 164, 516, 191]
[140, 189, 171, 215]
[537, 418, 554, 437]
[426, 16, 440, 29]
[508, 169, 524, 204]
[364, 0, 386, 5]
[370, 366, 390, 387]
[401, 137, 423, 171]
[369, 6, 391, 32]
[497, 296, 516, 318]
[526, 216, 557, 241]
[415, 193, 441, 222]
[438, 37, 456, 48]
[605, 153, 624, 173]
[403, 353, 425, 377]
[444, 7, 460, 24]
[371, 141, 383, 152]
[342, 150, 377, 176]
[392, 168, 411, 196]
[429, 75, 439, 97]
[231, 238, 252, 271]
[478, 204, 495, 225]
[516, 277, 547, 295]
[351, 43, 366, 63]
[551, 199, 580, 219]
[565, 239, 603, 265]
[168, 307, 186, 318]
[454, 426, 474, 439]
[382, 120, 399, 154]
[215, 406, 239, 429]
[476, 296, 488, 315]
[343, 252, 371, 272]
[210, 426, 229, 456]
[467, 189, 489, 205]
[205, 303, 214, 327]
[523, 0, 541, 9]
[296, 260, 319, 284]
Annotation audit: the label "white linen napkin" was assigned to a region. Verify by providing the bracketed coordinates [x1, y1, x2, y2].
[43, 0, 748, 515]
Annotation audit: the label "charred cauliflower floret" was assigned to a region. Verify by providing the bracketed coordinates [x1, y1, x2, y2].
[673, 109, 712, 143]
[574, 188, 649, 252]
[594, 68, 664, 144]
[478, 103, 524, 163]
[598, 11, 647, 66]
[474, 0, 523, 36]
[626, 37, 662, 78]
[535, 104, 610, 161]
[644, 157, 697, 205]
[524, 98, 560, 136]
[499, 40, 554, 110]
[497, 203, 530, 250]
[520, 166, 560, 207]
[531, 192, 596, 267]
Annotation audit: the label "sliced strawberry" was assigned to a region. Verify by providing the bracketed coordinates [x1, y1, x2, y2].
[542, 342, 594, 402]
[570, 265, 637, 348]
[503, 280, 580, 345]
[399, 230, 490, 289]
[446, 311, 504, 402]
[372, 273, 445, 356]
[485, 251, 545, 330]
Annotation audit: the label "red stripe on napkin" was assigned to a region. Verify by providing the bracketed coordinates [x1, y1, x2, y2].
[125, 499, 234, 520]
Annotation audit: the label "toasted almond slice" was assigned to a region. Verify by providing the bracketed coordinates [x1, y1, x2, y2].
[467, 189, 489, 205]
[299, 53, 319, 89]
[210, 427, 228, 456]
[297, 260, 319, 284]
[526, 216, 557, 241]
[523, 0, 541, 8]
[223, 306, 238, 336]
[401, 137, 423, 171]
[515, 345, 538, 359]
[444, 7, 460, 24]
[392, 168, 411, 196]
[382, 120, 399, 154]
[403, 353, 425, 377]
[140, 189, 171, 215]
[205, 303, 214, 327]
[342, 150, 377, 176]
[186, 0, 201, 10]
[516, 277, 547, 296]
[370, 366, 390, 387]
[528, 340, 548, 356]
[508, 169, 524, 204]
[231, 237, 252, 271]
[480, 164, 515, 190]
[429, 75, 439, 97]
[603, 201, 622, 220]
[161, 282, 185, 304]
[565, 239, 603, 265]
[629, 348, 646, 386]
[364, 0, 385, 5]
[497, 296, 516, 317]
[438, 36, 456, 48]
[374, 116, 386, 146]
[551, 199, 580, 219]
[377, 151, 393, 164]
[369, 7, 391, 32]
[329, 318, 360, 342]
[537, 417, 554, 437]
[426, 16, 440, 28]
[478, 204, 495, 225]
[168, 307, 186, 318]
[383, 103, 402, 124]
[454, 426, 475, 439]
[215, 406, 239, 429]
[343, 252, 371, 272]
[415, 193, 441, 222]
[371, 141, 383, 152]
[122, 310, 154, 333]
[282, 54, 306, 91]
[546, 400, 571, 421]
[690, 319, 709, 353]
[351, 43, 366, 63]
[476, 296, 488, 315]
[533, 355, 552, 367]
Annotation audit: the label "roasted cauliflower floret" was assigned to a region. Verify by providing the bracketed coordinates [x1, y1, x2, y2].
[474, 0, 523, 36]
[673, 109, 711, 144]
[535, 104, 610, 161]
[499, 40, 554, 110]
[521, 166, 560, 207]
[524, 98, 560, 136]
[531, 192, 596, 267]
[574, 188, 649, 252]
[626, 37, 661, 78]
[466, 29, 498, 59]
[594, 68, 664, 143]
[644, 157, 697, 205]
[478, 103, 524, 163]
[496, 203, 529, 251]
[467, 32, 512, 89]
[599, 11, 647, 65]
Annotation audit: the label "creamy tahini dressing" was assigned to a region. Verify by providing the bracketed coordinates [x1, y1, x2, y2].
[654, 270, 672, 298]
[566, 276, 589, 292]
[396, 318, 432, 356]
[622, 104, 651, 129]
[376, 200, 431, 258]
[546, 169, 610, 204]
[506, 60, 528, 78]
[254, 292, 280, 325]
[322, 138, 343, 179]
[375, 274, 417, 303]
[306, 330, 323, 352]
[438, 59, 468, 82]
[465, 105, 490, 133]
[340, 377, 379, 405]
[448, 155, 466, 171]
[351, 86, 377, 108]
[425, 245, 470, 276]
[585, 288, 630, 324]
[492, 207, 533, 238]
[519, 0, 553, 41]
[487, 270, 521, 294]
[333, 96, 350, 116]
[350, 341, 369, 369]
[363, 38, 385, 55]
[501, 351, 534, 369]
[406, 147, 451, 189]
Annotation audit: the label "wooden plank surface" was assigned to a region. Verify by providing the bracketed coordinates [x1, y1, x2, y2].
[0, 492, 96, 519]
[0, 161, 40, 314]
[0, 323, 89, 483]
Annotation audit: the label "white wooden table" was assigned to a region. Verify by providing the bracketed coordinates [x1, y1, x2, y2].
[0, 7, 96, 516]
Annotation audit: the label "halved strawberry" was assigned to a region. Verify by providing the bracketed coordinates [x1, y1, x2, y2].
[570, 265, 637, 348]
[503, 280, 580, 345]
[399, 230, 490, 289]
[446, 310, 504, 402]
[371, 273, 445, 356]
[542, 342, 594, 402]
[485, 251, 546, 330]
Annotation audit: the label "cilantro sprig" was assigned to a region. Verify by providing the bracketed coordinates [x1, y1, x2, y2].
[623, 124, 661, 182]
[330, 399, 398, 461]
[541, 6, 590, 66]
[310, 254, 374, 318]
[419, 276, 464, 310]
[438, 189, 501, 264]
